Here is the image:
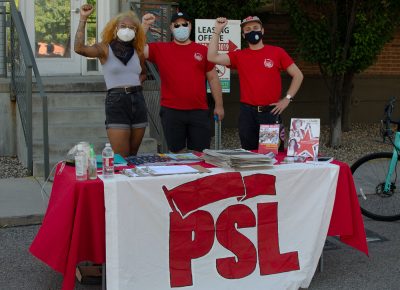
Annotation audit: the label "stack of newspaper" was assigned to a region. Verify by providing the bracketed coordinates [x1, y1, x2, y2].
[202, 149, 275, 169]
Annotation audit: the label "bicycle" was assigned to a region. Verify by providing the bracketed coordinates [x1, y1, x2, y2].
[351, 97, 400, 221]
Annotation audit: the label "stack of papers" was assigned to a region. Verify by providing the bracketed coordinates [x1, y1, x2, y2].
[202, 149, 275, 169]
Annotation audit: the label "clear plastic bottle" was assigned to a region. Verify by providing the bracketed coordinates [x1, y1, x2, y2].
[88, 144, 98, 180]
[102, 142, 114, 178]
[75, 144, 88, 181]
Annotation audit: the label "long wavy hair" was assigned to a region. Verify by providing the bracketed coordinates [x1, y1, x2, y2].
[101, 10, 146, 57]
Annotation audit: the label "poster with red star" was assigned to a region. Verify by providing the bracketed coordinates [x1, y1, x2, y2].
[287, 118, 320, 159]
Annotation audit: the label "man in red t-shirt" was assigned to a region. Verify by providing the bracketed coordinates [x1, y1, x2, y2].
[208, 16, 304, 150]
[142, 12, 224, 153]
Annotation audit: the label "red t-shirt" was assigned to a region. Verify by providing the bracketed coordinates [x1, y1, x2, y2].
[228, 45, 294, 106]
[147, 42, 215, 110]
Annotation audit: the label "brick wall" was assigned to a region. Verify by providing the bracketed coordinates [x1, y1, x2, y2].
[263, 14, 400, 76]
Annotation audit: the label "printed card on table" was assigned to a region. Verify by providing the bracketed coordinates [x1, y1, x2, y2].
[258, 124, 280, 154]
[287, 118, 320, 159]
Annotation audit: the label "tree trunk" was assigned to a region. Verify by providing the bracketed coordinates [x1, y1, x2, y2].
[341, 72, 355, 132]
[331, 114, 342, 147]
[329, 75, 343, 148]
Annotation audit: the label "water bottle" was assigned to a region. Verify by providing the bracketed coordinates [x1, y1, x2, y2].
[75, 143, 88, 181]
[88, 144, 98, 180]
[102, 142, 114, 178]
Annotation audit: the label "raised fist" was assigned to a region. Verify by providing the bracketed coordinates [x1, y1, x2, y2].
[80, 4, 94, 19]
[214, 17, 228, 34]
[142, 13, 156, 26]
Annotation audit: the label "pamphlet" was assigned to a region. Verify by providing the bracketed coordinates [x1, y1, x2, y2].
[287, 118, 320, 159]
[258, 124, 280, 154]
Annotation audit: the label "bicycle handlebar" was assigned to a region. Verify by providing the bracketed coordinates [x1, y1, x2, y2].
[382, 97, 400, 140]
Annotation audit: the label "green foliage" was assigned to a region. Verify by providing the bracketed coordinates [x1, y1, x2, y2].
[34, 0, 70, 45]
[286, 0, 400, 75]
[177, 0, 269, 20]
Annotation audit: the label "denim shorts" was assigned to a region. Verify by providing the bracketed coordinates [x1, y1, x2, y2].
[105, 87, 148, 129]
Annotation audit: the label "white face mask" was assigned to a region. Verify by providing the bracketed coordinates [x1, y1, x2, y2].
[173, 26, 190, 42]
[117, 28, 135, 42]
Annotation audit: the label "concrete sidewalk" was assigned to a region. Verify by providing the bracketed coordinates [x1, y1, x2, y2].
[0, 177, 52, 227]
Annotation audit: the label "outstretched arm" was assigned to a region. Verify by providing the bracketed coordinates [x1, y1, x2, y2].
[74, 4, 106, 61]
[207, 17, 231, 66]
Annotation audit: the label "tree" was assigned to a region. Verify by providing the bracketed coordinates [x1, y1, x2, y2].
[286, 0, 400, 147]
[178, 0, 268, 20]
[34, 0, 70, 46]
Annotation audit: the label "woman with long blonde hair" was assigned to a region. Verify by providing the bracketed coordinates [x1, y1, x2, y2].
[74, 4, 148, 157]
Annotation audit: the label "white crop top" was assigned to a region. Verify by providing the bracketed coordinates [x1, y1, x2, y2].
[102, 45, 141, 90]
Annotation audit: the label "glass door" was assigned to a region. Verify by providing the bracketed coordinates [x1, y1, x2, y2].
[20, 0, 83, 75]
[20, 0, 113, 75]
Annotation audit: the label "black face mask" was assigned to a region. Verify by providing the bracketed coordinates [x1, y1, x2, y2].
[244, 30, 263, 45]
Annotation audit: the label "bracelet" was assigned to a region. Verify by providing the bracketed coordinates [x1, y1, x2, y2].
[213, 32, 220, 35]
[79, 20, 87, 23]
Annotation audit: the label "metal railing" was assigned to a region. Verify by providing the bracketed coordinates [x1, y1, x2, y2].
[130, 1, 179, 153]
[4, 1, 49, 178]
[0, 5, 6, 77]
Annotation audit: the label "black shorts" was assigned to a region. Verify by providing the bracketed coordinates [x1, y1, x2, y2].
[160, 106, 211, 152]
[105, 87, 148, 129]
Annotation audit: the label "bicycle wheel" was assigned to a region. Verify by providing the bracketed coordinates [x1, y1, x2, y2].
[351, 152, 400, 221]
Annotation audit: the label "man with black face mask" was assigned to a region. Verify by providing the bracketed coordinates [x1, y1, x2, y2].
[142, 12, 224, 153]
[208, 16, 304, 151]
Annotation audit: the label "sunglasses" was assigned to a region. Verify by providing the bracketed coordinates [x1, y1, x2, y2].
[173, 22, 189, 28]
[118, 24, 137, 31]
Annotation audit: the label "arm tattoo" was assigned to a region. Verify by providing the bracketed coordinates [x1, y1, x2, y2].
[74, 21, 87, 55]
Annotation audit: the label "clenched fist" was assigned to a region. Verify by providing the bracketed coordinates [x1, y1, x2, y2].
[142, 13, 156, 27]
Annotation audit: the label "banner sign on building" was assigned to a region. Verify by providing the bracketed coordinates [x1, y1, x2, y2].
[195, 19, 241, 93]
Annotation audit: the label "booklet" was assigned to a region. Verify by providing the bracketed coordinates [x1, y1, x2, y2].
[258, 124, 280, 154]
[287, 118, 320, 159]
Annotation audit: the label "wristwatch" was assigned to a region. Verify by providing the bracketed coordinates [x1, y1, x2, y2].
[285, 94, 293, 102]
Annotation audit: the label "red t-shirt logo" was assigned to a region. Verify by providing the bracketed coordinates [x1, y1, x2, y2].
[194, 52, 203, 61]
[264, 58, 274, 68]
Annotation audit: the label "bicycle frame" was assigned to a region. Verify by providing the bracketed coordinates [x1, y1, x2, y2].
[384, 132, 400, 192]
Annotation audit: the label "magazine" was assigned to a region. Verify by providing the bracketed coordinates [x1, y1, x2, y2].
[258, 124, 280, 154]
[287, 118, 320, 159]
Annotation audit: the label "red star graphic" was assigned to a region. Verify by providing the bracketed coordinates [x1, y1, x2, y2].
[296, 127, 319, 159]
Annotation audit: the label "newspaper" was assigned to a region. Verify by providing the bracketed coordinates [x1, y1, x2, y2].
[202, 149, 275, 169]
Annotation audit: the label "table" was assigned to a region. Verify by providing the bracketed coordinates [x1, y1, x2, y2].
[30, 158, 368, 290]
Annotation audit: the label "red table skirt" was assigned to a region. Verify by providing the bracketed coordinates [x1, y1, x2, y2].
[30, 158, 368, 290]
